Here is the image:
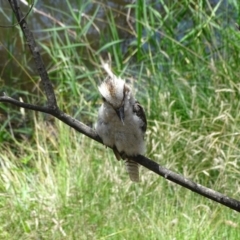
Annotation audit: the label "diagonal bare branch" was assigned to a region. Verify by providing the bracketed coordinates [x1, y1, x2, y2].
[132, 155, 240, 212]
[9, 0, 57, 109]
[1, 0, 240, 212]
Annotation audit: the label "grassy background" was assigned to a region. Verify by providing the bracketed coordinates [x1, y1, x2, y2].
[1, 0, 240, 239]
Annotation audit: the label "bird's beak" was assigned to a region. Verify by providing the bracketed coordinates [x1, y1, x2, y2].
[116, 105, 125, 125]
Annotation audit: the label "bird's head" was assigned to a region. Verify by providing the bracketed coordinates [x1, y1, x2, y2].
[99, 72, 131, 124]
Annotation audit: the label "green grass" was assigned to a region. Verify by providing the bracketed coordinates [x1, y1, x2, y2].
[1, 119, 240, 239]
[1, 0, 240, 239]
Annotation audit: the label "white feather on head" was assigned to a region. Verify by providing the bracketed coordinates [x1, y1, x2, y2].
[99, 61, 129, 108]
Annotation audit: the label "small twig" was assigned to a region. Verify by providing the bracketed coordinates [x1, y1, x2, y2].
[0, 0, 34, 28]
[1, 0, 240, 213]
[20, 0, 77, 38]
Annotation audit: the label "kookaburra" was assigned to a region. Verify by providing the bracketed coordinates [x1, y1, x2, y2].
[96, 61, 147, 182]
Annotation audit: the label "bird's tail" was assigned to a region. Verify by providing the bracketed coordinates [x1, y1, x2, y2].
[125, 159, 139, 182]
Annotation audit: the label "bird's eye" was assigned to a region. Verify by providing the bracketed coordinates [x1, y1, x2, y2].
[102, 97, 106, 102]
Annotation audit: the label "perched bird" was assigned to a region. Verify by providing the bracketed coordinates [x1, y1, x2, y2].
[96, 61, 147, 182]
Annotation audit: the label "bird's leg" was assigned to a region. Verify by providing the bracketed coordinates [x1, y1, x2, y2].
[113, 146, 121, 161]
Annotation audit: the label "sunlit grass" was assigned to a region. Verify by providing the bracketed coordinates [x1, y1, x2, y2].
[1, 0, 240, 239]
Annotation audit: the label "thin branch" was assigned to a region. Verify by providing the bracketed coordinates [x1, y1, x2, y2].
[0, 95, 52, 114]
[9, 0, 58, 109]
[1, 0, 240, 213]
[0, 95, 102, 143]
[53, 111, 102, 143]
[131, 155, 240, 212]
